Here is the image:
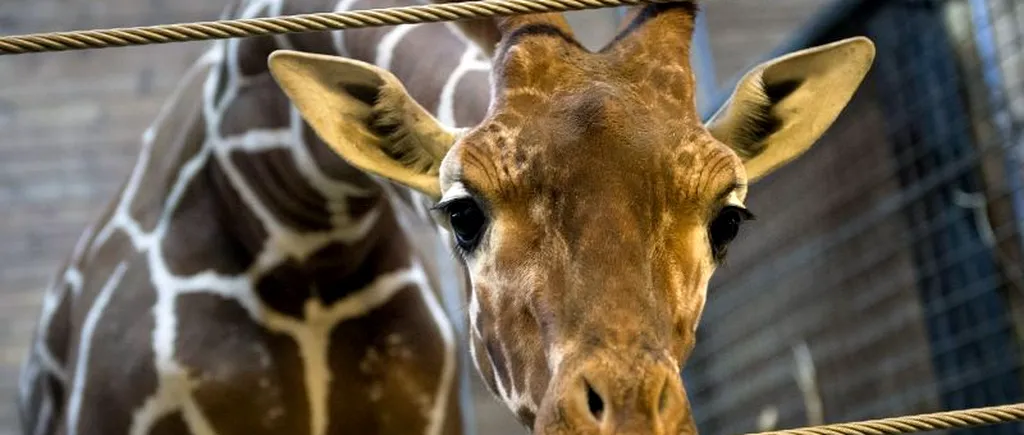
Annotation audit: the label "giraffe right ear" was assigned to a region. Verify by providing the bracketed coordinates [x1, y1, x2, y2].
[705, 37, 875, 183]
[268, 49, 458, 199]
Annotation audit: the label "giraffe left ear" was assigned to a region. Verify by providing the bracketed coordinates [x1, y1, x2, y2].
[705, 36, 876, 182]
[268, 49, 458, 199]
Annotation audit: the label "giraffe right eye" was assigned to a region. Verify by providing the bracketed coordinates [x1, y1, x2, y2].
[444, 198, 488, 252]
[708, 205, 754, 261]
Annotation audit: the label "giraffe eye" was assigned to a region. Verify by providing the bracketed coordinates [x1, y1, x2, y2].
[444, 198, 488, 252]
[708, 205, 754, 261]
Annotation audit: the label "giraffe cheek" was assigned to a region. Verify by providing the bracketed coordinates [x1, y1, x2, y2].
[680, 281, 709, 335]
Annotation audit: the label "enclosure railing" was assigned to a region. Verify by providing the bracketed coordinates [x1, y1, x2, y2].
[0, 0, 666, 55]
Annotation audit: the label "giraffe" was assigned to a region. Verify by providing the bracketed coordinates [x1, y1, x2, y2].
[15, 0, 875, 434]
[268, 1, 877, 434]
[16, 0, 501, 434]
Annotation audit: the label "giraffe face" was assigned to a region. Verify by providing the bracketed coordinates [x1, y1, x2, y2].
[270, 3, 875, 431]
[435, 93, 750, 432]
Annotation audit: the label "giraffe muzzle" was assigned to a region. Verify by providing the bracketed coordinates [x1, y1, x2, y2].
[534, 356, 695, 435]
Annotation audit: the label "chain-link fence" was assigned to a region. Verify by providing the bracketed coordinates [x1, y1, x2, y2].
[686, 1, 1024, 435]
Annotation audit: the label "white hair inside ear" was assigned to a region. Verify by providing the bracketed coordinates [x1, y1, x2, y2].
[268, 49, 466, 199]
[706, 36, 876, 182]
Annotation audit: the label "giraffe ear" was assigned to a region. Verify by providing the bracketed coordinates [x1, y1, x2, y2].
[268, 49, 457, 199]
[705, 36, 876, 182]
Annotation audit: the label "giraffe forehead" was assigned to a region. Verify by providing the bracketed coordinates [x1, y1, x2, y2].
[440, 62, 739, 207]
[449, 113, 739, 207]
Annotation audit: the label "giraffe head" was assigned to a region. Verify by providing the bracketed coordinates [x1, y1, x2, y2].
[269, 4, 874, 433]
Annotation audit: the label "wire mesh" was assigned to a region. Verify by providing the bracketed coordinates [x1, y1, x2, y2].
[685, 1, 1024, 435]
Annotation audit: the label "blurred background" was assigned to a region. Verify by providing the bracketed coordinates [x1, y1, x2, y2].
[0, 0, 1022, 434]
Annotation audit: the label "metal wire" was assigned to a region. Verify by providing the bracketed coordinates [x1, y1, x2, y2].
[0, 0, 680, 55]
[749, 403, 1024, 435]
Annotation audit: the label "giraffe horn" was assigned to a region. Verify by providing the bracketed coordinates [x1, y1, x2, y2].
[601, 1, 699, 66]
[487, 11, 582, 87]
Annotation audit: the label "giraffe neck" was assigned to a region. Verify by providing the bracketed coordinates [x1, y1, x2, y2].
[158, 0, 492, 285]
[29, 1, 495, 433]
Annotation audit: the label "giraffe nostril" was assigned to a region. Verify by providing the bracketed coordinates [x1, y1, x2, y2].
[586, 380, 605, 421]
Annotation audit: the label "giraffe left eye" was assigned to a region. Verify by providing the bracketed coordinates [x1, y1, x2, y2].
[708, 205, 754, 261]
[446, 198, 488, 252]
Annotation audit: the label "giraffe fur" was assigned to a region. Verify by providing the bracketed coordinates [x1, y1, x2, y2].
[18, 0, 494, 434]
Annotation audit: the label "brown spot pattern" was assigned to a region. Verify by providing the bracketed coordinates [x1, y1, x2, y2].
[210, 150, 270, 255]
[17, 359, 60, 435]
[254, 207, 412, 318]
[255, 258, 314, 320]
[43, 282, 73, 369]
[149, 411, 191, 435]
[388, 25, 464, 112]
[161, 158, 259, 277]
[72, 259, 161, 435]
[175, 292, 310, 435]
[229, 148, 334, 232]
[211, 52, 232, 110]
[235, 35, 279, 77]
[326, 284, 453, 434]
[300, 123, 382, 199]
[219, 75, 293, 136]
[68, 230, 133, 330]
[127, 66, 210, 232]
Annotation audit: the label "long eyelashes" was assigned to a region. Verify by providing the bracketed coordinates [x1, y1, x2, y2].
[435, 196, 489, 256]
[708, 205, 754, 262]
